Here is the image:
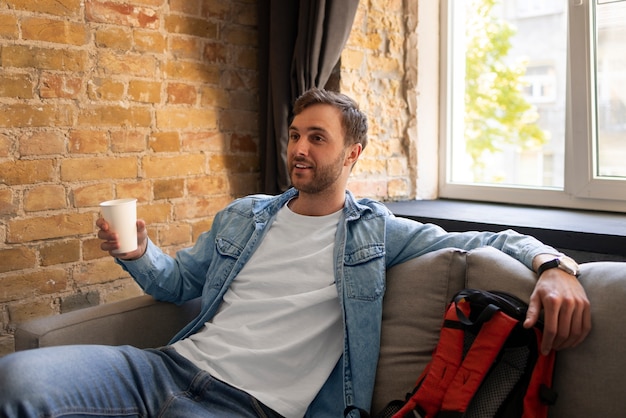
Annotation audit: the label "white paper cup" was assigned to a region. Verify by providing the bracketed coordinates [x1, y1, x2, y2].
[99, 198, 137, 254]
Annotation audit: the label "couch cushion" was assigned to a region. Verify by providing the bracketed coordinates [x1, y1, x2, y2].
[551, 261, 626, 417]
[371, 248, 467, 414]
[465, 246, 536, 301]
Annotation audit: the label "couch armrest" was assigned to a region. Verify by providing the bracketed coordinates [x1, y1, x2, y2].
[14, 295, 201, 351]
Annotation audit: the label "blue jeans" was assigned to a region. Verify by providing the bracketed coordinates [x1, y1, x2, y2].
[0, 345, 284, 418]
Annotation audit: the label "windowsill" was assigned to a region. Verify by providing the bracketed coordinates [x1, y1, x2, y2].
[384, 199, 626, 259]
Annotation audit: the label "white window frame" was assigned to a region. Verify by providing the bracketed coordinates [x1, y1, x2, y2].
[437, 0, 626, 213]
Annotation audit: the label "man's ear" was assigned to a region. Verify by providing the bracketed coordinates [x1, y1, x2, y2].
[344, 143, 363, 167]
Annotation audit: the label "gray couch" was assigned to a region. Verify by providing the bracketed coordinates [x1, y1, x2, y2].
[14, 246, 626, 417]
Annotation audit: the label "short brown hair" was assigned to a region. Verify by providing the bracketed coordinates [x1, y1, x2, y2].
[292, 88, 368, 150]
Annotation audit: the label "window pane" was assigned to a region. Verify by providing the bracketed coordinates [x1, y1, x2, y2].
[595, 0, 626, 178]
[449, 0, 567, 188]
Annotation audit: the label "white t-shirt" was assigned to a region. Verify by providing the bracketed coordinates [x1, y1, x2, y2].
[173, 203, 343, 417]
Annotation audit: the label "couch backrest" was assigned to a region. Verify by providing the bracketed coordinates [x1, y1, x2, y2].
[373, 246, 626, 418]
[372, 246, 536, 413]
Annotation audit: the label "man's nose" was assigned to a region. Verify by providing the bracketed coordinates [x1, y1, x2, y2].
[292, 138, 309, 156]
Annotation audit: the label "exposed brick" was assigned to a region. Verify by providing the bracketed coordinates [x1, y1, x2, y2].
[0, 269, 67, 303]
[208, 154, 259, 173]
[174, 196, 231, 220]
[73, 258, 129, 285]
[170, 0, 200, 15]
[6, 0, 81, 17]
[8, 212, 94, 243]
[191, 218, 213, 242]
[142, 154, 205, 178]
[115, 180, 151, 203]
[128, 80, 161, 103]
[23, 184, 67, 212]
[219, 109, 257, 132]
[163, 60, 220, 83]
[231, 1, 256, 26]
[60, 290, 100, 313]
[95, 26, 132, 50]
[101, 280, 143, 304]
[1, 45, 87, 72]
[61, 156, 137, 181]
[21, 17, 88, 45]
[0, 73, 34, 99]
[154, 178, 185, 199]
[0, 104, 74, 128]
[199, 86, 229, 107]
[85, 0, 159, 29]
[155, 107, 218, 130]
[187, 175, 226, 197]
[40, 239, 80, 266]
[0, 334, 15, 357]
[0, 13, 19, 39]
[158, 222, 191, 246]
[181, 131, 225, 153]
[0, 159, 55, 186]
[132, 29, 166, 53]
[0, 133, 11, 157]
[97, 50, 157, 77]
[83, 237, 107, 261]
[0, 189, 16, 216]
[77, 105, 151, 128]
[164, 15, 217, 38]
[110, 129, 146, 152]
[72, 182, 112, 207]
[166, 82, 197, 105]
[149, 131, 180, 152]
[87, 78, 125, 101]
[201, 1, 230, 20]
[169, 36, 201, 60]
[68, 130, 109, 154]
[7, 298, 58, 324]
[231, 133, 257, 153]
[203, 41, 227, 63]
[0, 247, 37, 273]
[138, 202, 171, 224]
[18, 130, 65, 156]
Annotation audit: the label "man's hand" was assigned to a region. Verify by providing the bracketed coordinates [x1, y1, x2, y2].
[96, 218, 148, 260]
[524, 258, 591, 356]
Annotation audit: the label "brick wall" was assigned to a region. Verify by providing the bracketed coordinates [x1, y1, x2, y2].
[0, 0, 418, 355]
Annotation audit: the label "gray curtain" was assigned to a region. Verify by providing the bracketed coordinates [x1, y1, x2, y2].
[258, 0, 360, 194]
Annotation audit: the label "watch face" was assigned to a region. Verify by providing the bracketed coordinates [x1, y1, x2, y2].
[559, 256, 580, 276]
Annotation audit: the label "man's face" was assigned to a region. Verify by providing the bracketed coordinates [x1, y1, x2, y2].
[287, 104, 352, 195]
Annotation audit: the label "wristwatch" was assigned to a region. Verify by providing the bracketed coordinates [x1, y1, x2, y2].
[537, 255, 580, 278]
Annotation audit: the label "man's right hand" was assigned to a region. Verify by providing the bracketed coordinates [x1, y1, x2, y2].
[96, 218, 148, 260]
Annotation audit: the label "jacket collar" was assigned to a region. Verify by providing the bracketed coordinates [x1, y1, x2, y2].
[252, 188, 371, 222]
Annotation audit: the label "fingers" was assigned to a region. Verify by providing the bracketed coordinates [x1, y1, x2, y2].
[97, 218, 148, 259]
[529, 281, 591, 355]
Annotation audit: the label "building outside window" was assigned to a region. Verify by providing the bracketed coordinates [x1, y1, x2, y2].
[440, 0, 626, 212]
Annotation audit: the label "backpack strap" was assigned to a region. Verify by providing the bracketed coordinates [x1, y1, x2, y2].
[391, 298, 469, 417]
[440, 309, 519, 413]
[391, 291, 518, 418]
[522, 328, 557, 418]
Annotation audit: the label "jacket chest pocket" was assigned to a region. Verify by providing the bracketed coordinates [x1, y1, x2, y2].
[207, 237, 243, 288]
[343, 244, 385, 301]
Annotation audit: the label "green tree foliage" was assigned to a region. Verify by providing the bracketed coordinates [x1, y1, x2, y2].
[464, 0, 546, 181]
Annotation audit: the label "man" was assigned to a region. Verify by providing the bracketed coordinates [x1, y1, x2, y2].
[0, 88, 590, 418]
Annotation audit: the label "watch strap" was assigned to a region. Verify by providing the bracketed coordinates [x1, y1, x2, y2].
[537, 259, 560, 277]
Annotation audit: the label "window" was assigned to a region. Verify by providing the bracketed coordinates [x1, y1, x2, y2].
[440, 0, 626, 212]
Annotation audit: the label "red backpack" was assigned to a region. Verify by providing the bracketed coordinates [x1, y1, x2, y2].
[347, 289, 558, 418]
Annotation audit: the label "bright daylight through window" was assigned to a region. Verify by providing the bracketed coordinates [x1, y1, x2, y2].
[441, 0, 626, 212]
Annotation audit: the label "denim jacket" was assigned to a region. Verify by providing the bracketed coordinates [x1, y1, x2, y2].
[118, 188, 554, 417]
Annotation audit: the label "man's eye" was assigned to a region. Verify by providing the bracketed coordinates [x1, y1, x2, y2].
[289, 133, 299, 141]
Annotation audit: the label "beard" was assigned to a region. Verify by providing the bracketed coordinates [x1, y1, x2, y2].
[289, 150, 346, 195]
